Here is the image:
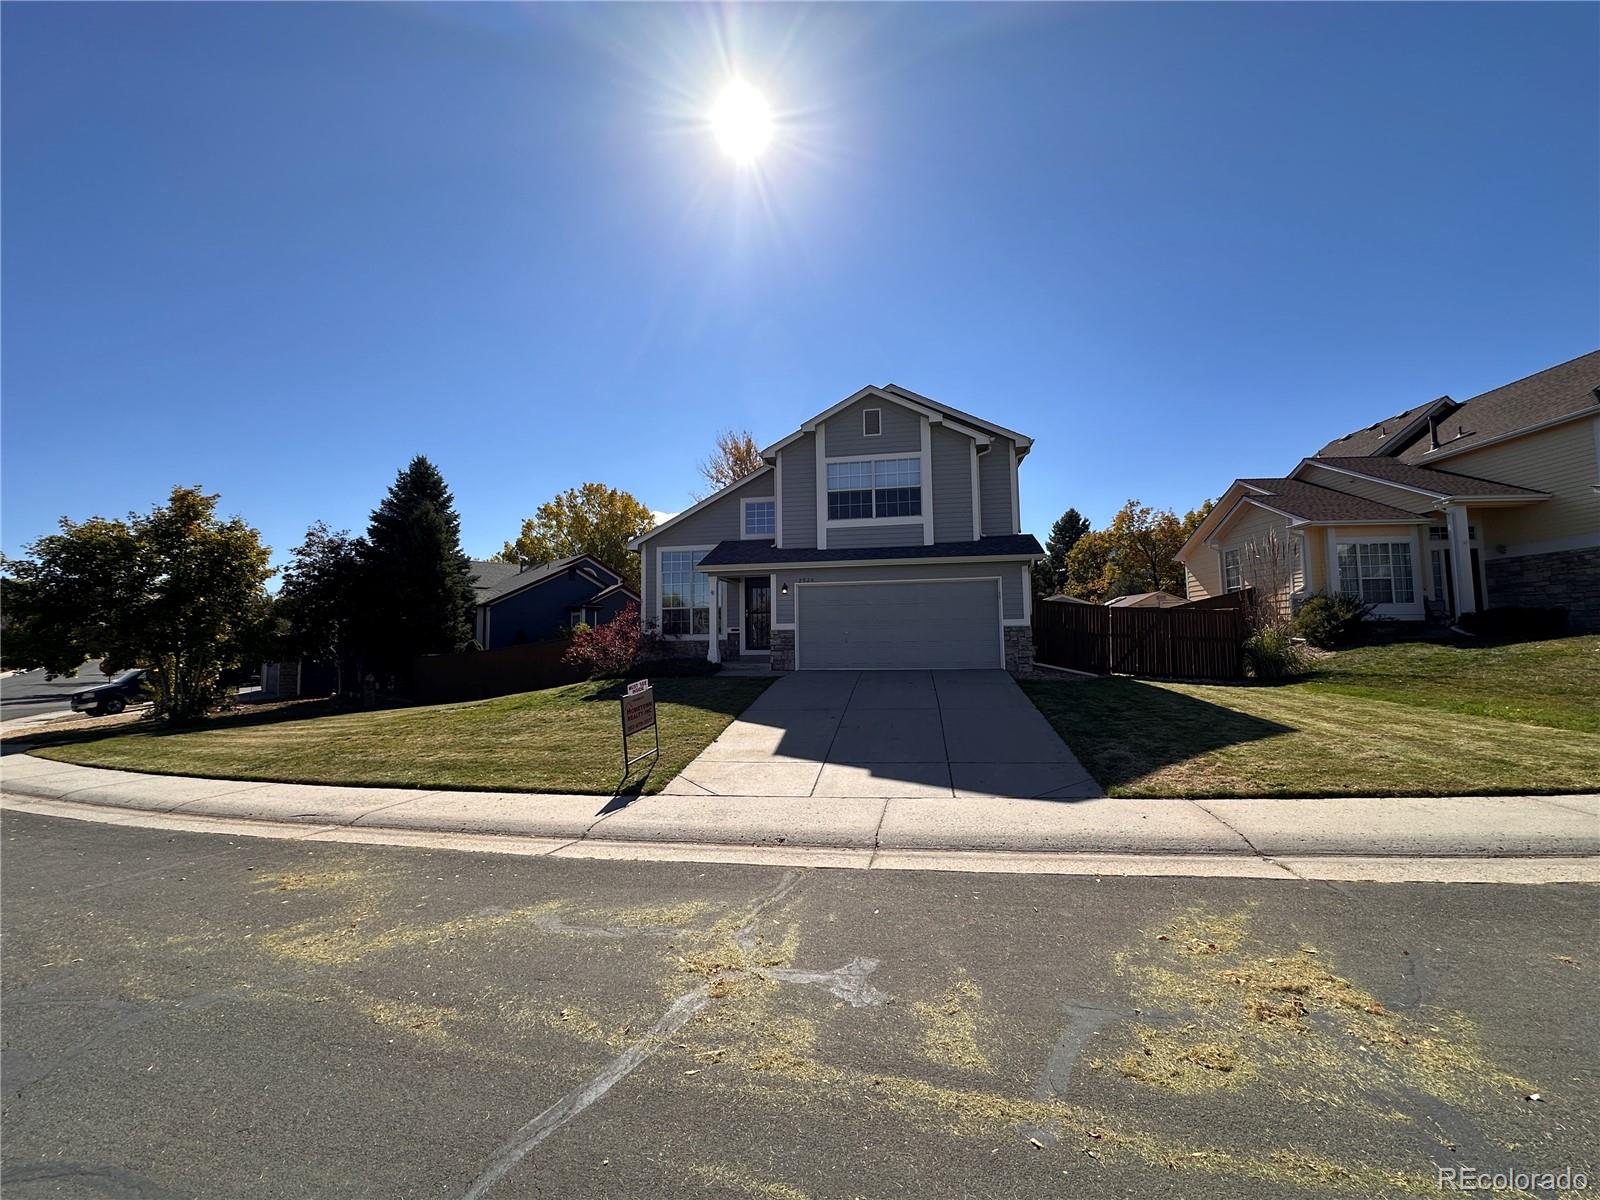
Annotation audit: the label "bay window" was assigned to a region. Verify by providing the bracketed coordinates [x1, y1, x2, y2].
[826, 456, 921, 521]
[1336, 541, 1415, 606]
[659, 549, 710, 636]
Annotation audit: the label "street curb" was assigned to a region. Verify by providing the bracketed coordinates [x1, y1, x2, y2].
[2, 753, 1597, 881]
[3, 791, 1597, 883]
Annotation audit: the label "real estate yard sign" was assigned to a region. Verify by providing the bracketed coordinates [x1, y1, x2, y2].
[620, 679, 659, 774]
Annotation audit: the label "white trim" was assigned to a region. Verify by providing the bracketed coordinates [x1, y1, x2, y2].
[1417, 406, 1600, 464]
[931, 416, 992, 446]
[815, 421, 828, 550]
[921, 415, 934, 546]
[705, 552, 1039, 572]
[882, 384, 1032, 448]
[1593, 412, 1600, 492]
[820, 449, 914, 464]
[1331, 532, 1426, 619]
[655, 543, 715, 641]
[1009, 445, 1021, 534]
[969, 441, 981, 541]
[774, 452, 784, 549]
[761, 386, 939, 456]
[629, 466, 774, 548]
[821, 452, 925, 526]
[792, 575, 1005, 670]
[1020, 563, 1033, 623]
[739, 496, 777, 540]
[863, 407, 882, 438]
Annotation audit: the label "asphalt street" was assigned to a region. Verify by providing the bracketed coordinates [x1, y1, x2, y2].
[2, 809, 1595, 1200]
[0, 662, 109, 722]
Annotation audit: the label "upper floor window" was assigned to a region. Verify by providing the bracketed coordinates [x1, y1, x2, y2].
[743, 499, 775, 537]
[826, 456, 921, 521]
[863, 408, 882, 437]
[1223, 548, 1242, 592]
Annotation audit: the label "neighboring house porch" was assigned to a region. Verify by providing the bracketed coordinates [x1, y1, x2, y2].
[1177, 351, 1600, 628]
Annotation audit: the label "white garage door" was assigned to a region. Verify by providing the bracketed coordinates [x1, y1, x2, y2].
[797, 579, 1002, 670]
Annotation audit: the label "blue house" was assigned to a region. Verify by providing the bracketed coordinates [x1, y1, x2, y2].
[469, 555, 638, 649]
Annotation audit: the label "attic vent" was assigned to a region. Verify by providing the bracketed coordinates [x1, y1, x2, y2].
[863, 408, 882, 437]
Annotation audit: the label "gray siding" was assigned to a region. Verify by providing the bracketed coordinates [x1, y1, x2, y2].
[979, 438, 1016, 536]
[824, 397, 920, 457]
[931, 424, 975, 542]
[779, 434, 816, 549]
[775, 560, 1025, 624]
[826, 522, 924, 549]
[639, 470, 774, 632]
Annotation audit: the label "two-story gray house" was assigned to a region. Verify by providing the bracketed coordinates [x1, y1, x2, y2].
[629, 385, 1044, 672]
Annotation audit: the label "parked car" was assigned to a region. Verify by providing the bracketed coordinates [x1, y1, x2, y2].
[71, 668, 152, 716]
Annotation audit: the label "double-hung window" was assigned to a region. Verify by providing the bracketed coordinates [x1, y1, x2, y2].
[659, 549, 710, 637]
[1336, 541, 1415, 606]
[826, 457, 921, 521]
[1222, 548, 1242, 592]
[743, 499, 775, 537]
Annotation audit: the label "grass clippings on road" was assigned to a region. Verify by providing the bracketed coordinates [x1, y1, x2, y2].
[24, 676, 773, 796]
[1023, 634, 1600, 797]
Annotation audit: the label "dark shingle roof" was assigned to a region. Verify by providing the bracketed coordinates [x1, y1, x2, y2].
[1398, 350, 1600, 463]
[1310, 457, 1546, 498]
[698, 534, 1043, 569]
[1316, 397, 1451, 458]
[1314, 350, 1600, 462]
[1236, 479, 1424, 523]
[469, 556, 620, 605]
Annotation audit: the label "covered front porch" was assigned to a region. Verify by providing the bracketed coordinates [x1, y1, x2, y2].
[702, 570, 777, 666]
[1306, 497, 1546, 622]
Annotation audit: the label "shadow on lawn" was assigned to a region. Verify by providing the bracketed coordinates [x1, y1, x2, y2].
[2, 696, 354, 756]
[1026, 677, 1294, 791]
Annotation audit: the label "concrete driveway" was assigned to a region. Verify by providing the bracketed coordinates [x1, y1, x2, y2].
[664, 670, 1103, 800]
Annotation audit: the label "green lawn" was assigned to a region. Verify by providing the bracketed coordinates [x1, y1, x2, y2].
[1022, 634, 1600, 798]
[26, 677, 773, 796]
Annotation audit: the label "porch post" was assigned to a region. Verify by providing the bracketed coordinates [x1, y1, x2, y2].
[707, 574, 721, 663]
[1445, 504, 1476, 617]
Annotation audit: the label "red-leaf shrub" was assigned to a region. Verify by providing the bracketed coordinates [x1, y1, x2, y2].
[562, 603, 646, 677]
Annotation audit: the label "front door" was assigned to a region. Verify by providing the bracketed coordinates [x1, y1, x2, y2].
[744, 578, 771, 651]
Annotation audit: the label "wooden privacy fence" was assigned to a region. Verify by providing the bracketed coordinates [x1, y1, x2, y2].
[413, 638, 584, 704]
[1033, 590, 1253, 680]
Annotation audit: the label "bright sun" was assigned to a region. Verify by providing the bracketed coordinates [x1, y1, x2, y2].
[709, 80, 773, 163]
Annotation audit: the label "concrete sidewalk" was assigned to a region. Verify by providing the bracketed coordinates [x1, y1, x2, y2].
[2, 751, 1596, 860]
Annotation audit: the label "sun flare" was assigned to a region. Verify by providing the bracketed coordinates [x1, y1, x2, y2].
[709, 80, 773, 163]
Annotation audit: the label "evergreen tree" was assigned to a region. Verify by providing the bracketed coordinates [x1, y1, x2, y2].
[361, 457, 476, 682]
[1042, 507, 1091, 592]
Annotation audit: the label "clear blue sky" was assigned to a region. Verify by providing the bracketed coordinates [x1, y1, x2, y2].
[4, 2, 1597, 572]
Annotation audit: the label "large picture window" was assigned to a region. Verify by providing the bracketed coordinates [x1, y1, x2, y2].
[659, 549, 710, 637]
[1337, 541, 1414, 606]
[826, 457, 922, 521]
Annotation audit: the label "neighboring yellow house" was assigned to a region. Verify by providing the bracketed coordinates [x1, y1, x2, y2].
[1176, 350, 1600, 631]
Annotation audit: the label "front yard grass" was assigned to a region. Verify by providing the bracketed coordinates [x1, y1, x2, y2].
[1022, 634, 1600, 797]
[25, 677, 773, 796]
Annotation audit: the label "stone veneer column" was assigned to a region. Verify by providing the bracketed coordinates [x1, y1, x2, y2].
[1004, 626, 1035, 675]
[769, 630, 795, 672]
